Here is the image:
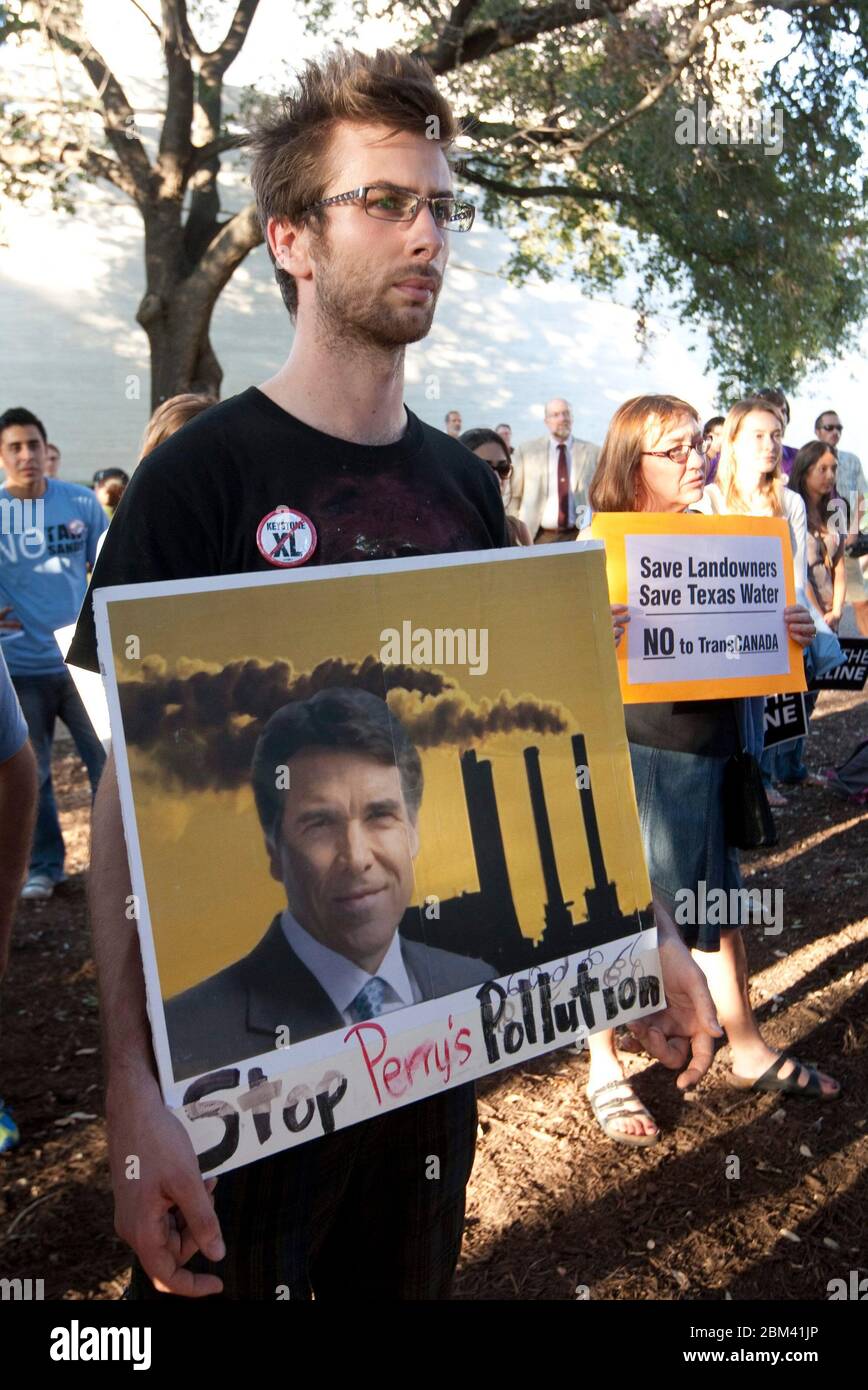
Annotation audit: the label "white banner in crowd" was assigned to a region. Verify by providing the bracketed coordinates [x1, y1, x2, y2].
[624, 532, 792, 686]
[591, 513, 805, 703]
[54, 623, 111, 750]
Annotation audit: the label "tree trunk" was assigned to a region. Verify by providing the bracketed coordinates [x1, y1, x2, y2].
[143, 299, 224, 409]
[137, 195, 261, 409]
[137, 218, 225, 410]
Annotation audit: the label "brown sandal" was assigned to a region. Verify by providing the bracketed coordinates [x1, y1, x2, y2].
[729, 1053, 841, 1100]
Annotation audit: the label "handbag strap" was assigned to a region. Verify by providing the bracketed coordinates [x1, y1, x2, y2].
[729, 698, 746, 755]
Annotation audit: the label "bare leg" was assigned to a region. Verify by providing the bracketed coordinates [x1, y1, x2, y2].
[586, 1027, 659, 1137]
[693, 928, 839, 1095]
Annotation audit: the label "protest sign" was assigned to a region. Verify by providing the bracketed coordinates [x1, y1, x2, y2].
[590, 513, 805, 703]
[763, 691, 809, 749]
[810, 638, 868, 691]
[94, 545, 661, 1176]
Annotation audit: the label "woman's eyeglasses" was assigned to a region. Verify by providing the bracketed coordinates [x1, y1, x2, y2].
[642, 436, 706, 465]
[490, 461, 513, 479]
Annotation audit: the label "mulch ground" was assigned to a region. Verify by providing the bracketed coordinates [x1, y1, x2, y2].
[1, 690, 865, 1300]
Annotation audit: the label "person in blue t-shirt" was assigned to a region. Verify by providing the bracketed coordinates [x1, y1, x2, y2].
[0, 644, 37, 1149]
[0, 407, 108, 900]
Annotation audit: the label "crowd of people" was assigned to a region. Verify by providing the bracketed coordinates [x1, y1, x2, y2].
[0, 43, 864, 1300]
[453, 389, 867, 1138]
[456, 391, 865, 811]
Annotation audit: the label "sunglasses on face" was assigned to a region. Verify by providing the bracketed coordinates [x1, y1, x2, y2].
[491, 460, 513, 479]
[819, 423, 843, 433]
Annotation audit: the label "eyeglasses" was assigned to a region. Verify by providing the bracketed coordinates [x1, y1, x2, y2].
[490, 460, 513, 479]
[302, 184, 475, 232]
[819, 422, 843, 433]
[642, 435, 706, 465]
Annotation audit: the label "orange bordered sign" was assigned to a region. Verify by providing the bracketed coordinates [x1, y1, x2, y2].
[590, 512, 806, 703]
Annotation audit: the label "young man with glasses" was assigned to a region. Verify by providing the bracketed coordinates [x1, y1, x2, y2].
[69, 46, 720, 1302]
[68, 46, 508, 1303]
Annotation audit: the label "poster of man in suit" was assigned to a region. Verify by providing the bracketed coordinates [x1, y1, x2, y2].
[165, 686, 494, 1080]
[94, 545, 661, 1174]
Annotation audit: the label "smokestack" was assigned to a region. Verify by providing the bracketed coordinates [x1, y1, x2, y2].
[571, 733, 607, 892]
[460, 749, 515, 911]
[524, 746, 573, 943]
[570, 732, 621, 926]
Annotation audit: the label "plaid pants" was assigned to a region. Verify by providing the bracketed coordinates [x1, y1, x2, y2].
[128, 1083, 477, 1301]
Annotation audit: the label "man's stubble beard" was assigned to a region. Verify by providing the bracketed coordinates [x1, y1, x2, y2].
[311, 228, 441, 357]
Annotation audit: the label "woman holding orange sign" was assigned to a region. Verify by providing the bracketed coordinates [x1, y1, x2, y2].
[581, 395, 839, 1148]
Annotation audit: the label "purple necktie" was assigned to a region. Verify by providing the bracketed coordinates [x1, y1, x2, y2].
[557, 443, 570, 529]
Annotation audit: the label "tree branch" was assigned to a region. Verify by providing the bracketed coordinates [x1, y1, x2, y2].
[159, 0, 194, 185]
[574, 0, 841, 160]
[36, 3, 153, 205]
[200, 0, 262, 78]
[187, 200, 262, 302]
[564, 0, 755, 162]
[456, 0, 843, 165]
[468, 168, 755, 279]
[0, 132, 142, 202]
[62, 145, 144, 201]
[187, 130, 251, 173]
[163, 0, 204, 63]
[418, 0, 640, 73]
[127, 0, 162, 41]
[0, 12, 39, 43]
[424, 0, 484, 72]
[465, 166, 653, 215]
[420, 0, 843, 76]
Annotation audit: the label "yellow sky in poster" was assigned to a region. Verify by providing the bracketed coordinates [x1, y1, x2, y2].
[107, 550, 652, 997]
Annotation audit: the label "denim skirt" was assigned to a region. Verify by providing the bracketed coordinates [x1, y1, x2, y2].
[629, 741, 742, 952]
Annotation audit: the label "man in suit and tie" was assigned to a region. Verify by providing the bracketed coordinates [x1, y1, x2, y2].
[166, 687, 493, 1081]
[511, 397, 600, 542]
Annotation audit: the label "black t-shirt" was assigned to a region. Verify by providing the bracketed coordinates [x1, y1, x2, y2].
[624, 699, 740, 757]
[68, 387, 509, 672]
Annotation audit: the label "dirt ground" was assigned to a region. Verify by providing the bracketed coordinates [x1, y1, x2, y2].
[1, 690, 865, 1301]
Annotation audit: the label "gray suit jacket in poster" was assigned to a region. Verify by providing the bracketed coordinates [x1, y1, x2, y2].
[165, 915, 494, 1082]
[510, 433, 601, 537]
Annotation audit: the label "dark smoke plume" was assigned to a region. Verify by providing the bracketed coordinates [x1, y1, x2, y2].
[387, 690, 569, 748]
[120, 655, 570, 791]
